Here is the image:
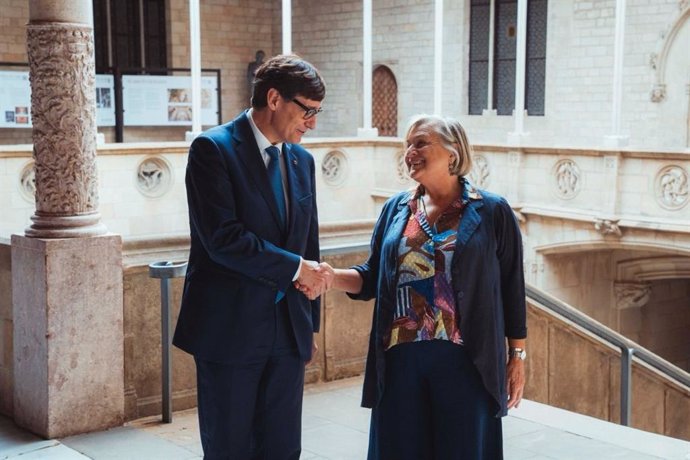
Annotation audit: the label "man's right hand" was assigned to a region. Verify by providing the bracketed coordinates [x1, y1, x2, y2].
[295, 260, 334, 300]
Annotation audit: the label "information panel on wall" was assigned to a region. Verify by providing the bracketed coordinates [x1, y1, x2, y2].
[95, 74, 116, 127]
[0, 71, 32, 128]
[122, 75, 219, 127]
[0, 70, 117, 128]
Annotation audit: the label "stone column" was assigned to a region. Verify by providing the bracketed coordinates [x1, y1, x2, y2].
[357, 0, 378, 138]
[507, 0, 530, 145]
[282, 0, 292, 54]
[433, 0, 443, 115]
[604, 0, 629, 148]
[26, 0, 105, 238]
[11, 0, 124, 438]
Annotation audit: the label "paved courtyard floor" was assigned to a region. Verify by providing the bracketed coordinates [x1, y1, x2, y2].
[1, 376, 689, 459]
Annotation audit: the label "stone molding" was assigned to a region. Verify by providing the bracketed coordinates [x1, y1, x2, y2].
[617, 255, 690, 281]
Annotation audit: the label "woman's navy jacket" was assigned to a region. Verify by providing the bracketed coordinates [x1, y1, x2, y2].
[348, 186, 527, 417]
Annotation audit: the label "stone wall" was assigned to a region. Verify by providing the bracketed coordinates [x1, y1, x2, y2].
[0, 240, 12, 416]
[0, 1, 28, 63]
[288, 0, 465, 138]
[2, 1, 687, 148]
[123, 262, 194, 419]
[166, 0, 277, 125]
[288, 0, 689, 148]
[525, 297, 690, 441]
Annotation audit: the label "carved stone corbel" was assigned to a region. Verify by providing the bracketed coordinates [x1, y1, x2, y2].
[650, 84, 666, 102]
[594, 218, 622, 237]
[614, 282, 652, 310]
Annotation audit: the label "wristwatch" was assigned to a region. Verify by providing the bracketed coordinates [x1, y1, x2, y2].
[509, 347, 527, 360]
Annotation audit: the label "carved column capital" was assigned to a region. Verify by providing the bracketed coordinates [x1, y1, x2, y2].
[26, 21, 105, 238]
[614, 282, 652, 310]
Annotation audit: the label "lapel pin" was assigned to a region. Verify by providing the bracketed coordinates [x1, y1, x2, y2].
[292, 159, 298, 165]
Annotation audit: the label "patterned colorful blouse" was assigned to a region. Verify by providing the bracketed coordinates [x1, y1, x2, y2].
[386, 179, 481, 350]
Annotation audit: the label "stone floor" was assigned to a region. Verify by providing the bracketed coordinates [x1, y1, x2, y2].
[1, 377, 689, 459]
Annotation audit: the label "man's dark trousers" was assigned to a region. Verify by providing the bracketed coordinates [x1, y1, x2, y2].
[195, 298, 303, 460]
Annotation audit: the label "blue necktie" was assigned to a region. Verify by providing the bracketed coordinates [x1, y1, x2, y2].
[266, 146, 287, 229]
[266, 145, 286, 302]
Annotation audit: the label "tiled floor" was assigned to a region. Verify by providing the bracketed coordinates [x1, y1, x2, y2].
[1, 377, 689, 459]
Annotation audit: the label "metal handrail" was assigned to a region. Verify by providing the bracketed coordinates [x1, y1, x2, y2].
[526, 283, 690, 426]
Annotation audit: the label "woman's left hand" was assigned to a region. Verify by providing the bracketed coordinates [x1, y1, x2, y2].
[506, 357, 526, 409]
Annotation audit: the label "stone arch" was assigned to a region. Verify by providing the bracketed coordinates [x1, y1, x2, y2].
[617, 255, 690, 281]
[650, 3, 690, 102]
[372, 65, 398, 137]
[533, 241, 690, 328]
[615, 254, 690, 371]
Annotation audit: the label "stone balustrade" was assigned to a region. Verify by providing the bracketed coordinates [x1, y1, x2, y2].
[2, 141, 690, 240]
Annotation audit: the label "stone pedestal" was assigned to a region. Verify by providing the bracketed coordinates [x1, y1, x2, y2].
[11, 234, 124, 438]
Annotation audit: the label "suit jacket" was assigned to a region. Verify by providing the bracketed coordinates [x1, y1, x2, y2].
[348, 183, 526, 417]
[173, 111, 321, 363]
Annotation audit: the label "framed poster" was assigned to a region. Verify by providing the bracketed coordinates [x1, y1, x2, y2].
[122, 75, 218, 126]
[0, 71, 117, 128]
[95, 74, 116, 127]
[0, 71, 32, 128]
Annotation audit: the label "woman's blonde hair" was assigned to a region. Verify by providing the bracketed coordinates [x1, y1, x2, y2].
[405, 114, 473, 176]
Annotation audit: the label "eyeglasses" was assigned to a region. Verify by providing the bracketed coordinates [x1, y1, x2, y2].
[292, 98, 323, 120]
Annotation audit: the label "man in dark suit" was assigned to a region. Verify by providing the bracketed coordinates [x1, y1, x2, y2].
[173, 54, 329, 459]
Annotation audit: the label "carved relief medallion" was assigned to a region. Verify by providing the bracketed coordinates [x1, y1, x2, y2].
[655, 165, 689, 210]
[469, 154, 490, 189]
[136, 156, 173, 197]
[552, 159, 581, 200]
[396, 150, 410, 183]
[321, 150, 348, 187]
[19, 160, 37, 203]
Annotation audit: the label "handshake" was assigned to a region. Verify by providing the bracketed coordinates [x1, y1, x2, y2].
[294, 259, 335, 300]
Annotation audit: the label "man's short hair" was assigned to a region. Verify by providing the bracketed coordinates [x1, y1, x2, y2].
[251, 54, 326, 108]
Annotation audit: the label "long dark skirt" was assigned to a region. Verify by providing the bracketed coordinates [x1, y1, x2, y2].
[368, 340, 503, 460]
